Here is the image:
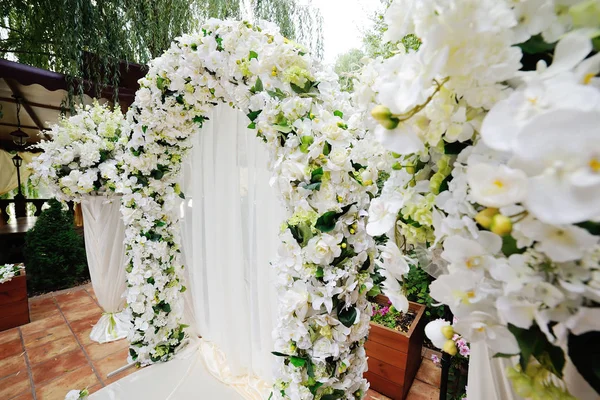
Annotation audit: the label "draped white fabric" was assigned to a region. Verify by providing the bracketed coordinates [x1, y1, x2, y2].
[81, 196, 131, 343]
[90, 104, 284, 400]
[179, 103, 284, 381]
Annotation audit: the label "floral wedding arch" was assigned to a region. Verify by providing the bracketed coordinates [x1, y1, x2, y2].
[32, 19, 404, 399]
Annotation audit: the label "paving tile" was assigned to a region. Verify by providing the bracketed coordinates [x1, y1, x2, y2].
[29, 297, 59, 322]
[74, 325, 95, 347]
[31, 349, 89, 386]
[0, 370, 30, 399]
[0, 337, 23, 360]
[85, 337, 128, 361]
[0, 327, 20, 345]
[0, 352, 26, 379]
[10, 390, 33, 400]
[23, 324, 72, 349]
[19, 314, 65, 337]
[69, 313, 100, 334]
[415, 359, 441, 388]
[93, 347, 130, 383]
[406, 380, 440, 400]
[366, 389, 392, 400]
[36, 364, 100, 400]
[10, 390, 35, 400]
[27, 335, 79, 365]
[60, 299, 102, 323]
[85, 288, 98, 303]
[53, 288, 90, 306]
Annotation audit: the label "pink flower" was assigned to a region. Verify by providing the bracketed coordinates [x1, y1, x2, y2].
[431, 354, 440, 365]
[452, 334, 461, 341]
[459, 345, 470, 357]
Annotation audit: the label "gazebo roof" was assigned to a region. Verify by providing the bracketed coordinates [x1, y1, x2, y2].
[0, 58, 146, 151]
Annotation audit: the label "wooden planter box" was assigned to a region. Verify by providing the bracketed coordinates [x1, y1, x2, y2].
[365, 296, 426, 400]
[0, 267, 29, 331]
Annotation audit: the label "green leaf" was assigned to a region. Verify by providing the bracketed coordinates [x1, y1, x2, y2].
[576, 221, 600, 236]
[247, 110, 262, 122]
[247, 122, 256, 129]
[250, 77, 263, 94]
[568, 331, 600, 394]
[178, 191, 185, 199]
[367, 285, 381, 297]
[315, 203, 356, 233]
[193, 115, 207, 128]
[315, 267, 324, 278]
[444, 141, 470, 155]
[271, 351, 289, 357]
[337, 303, 358, 327]
[508, 323, 565, 378]
[305, 182, 321, 191]
[438, 175, 452, 193]
[501, 235, 525, 257]
[249, 50, 258, 60]
[306, 359, 315, 378]
[308, 381, 322, 395]
[267, 88, 286, 100]
[323, 141, 331, 156]
[290, 356, 306, 368]
[275, 124, 293, 133]
[333, 110, 343, 118]
[156, 77, 166, 91]
[315, 211, 337, 232]
[311, 167, 323, 183]
[518, 34, 556, 54]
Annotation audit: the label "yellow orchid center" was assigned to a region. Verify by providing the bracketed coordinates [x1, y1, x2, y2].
[583, 72, 595, 85]
[589, 157, 600, 172]
[493, 179, 504, 188]
[527, 96, 538, 105]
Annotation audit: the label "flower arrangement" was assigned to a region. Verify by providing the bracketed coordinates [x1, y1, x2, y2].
[65, 388, 89, 400]
[370, 299, 416, 333]
[29, 101, 127, 201]
[0, 264, 24, 284]
[358, 0, 600, 397]
[112, 18, 404, 399]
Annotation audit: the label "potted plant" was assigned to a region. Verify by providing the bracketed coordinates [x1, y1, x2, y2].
[365, 295, 426, 400]
[0, 263, 29, 331]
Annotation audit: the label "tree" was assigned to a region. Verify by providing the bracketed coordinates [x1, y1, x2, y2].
[334, 48, 365, 92]
[0, 0, 323, 105]
[24, 199, 88, 293]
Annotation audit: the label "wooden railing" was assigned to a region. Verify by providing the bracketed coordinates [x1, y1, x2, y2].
[0, 199, 75, 224]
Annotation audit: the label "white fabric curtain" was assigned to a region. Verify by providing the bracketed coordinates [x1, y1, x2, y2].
[91, 104, 284, 400]
[81, 196, 130, 343]
[179, 103, 284, 381]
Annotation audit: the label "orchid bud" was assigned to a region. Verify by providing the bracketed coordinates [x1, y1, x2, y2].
[490, 214, 512, 236]
[443, 339, 457, 356]
[475, 208, 499, 229]
[441, 325, 454, 340]
[371, 105, 392, 122]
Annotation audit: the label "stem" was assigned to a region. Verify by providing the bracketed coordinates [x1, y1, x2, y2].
[393, 77, 450, 122]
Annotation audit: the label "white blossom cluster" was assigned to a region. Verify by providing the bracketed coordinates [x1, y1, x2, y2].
[0, 264, 23, 284]
[358, 0, 600, 396]
[30, 101, 127, 201]
[116, 18, 396, 399]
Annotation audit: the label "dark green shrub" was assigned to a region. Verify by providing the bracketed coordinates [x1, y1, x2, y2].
[403, 263, 445, 320]
[25, 199, 89, 293]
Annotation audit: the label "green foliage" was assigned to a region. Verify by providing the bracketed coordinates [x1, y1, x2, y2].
[403, 263, 445, 320]
[24, 199, 88, 293]
[1, 0, 323, 108]
[568, 330, 600, 393]
[333, 48, 365, 92]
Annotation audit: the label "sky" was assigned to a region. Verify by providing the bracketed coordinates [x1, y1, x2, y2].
[312, 0, 381, 65]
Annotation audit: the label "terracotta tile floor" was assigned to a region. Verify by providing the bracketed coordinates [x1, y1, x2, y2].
[0, 284, 441, 400]
[0, 285, 134, 400]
